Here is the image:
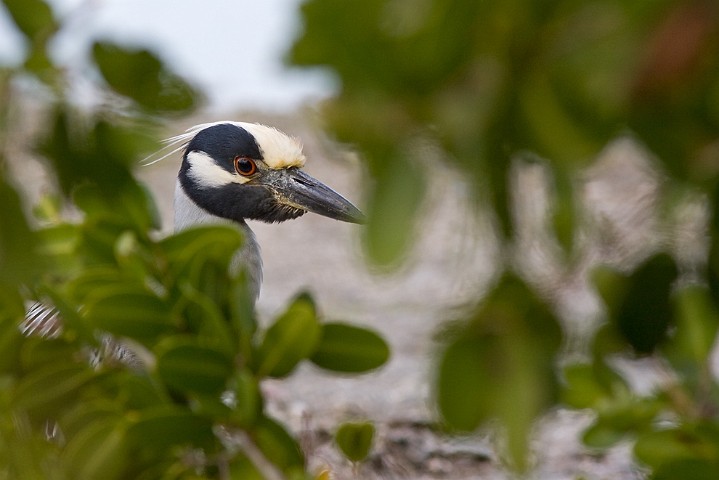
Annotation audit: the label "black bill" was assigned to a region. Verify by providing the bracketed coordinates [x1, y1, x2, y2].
[266, 167, 365, 224]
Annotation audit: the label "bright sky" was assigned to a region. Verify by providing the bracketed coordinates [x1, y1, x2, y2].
[0, 0, 335, 112]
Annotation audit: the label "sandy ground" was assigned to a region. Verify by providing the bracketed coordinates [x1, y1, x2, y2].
[8, 110, 658, 479]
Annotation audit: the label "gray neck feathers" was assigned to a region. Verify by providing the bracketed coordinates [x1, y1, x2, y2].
[174, 179, 263, 301]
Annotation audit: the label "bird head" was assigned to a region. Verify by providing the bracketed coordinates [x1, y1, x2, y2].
[178, 122, 364, 224]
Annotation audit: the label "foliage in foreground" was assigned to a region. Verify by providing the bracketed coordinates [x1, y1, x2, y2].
[290, 0, 719, 475]
[0, 1, 388, 478]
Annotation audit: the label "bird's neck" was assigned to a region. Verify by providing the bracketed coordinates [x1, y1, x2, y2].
[174, 179, 263, 300]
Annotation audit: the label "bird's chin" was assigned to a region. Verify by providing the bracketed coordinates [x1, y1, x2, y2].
[250, 204, 306, 224]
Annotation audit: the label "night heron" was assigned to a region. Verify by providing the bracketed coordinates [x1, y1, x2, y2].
[173, 121, 364, 300]
[23, 121, 363, 336]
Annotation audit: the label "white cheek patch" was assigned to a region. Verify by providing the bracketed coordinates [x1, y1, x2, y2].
[186, 151, 249, 187]
[237, 123, 306, 169]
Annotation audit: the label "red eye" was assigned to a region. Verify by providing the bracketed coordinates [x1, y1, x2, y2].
[234, 156, 257, 176]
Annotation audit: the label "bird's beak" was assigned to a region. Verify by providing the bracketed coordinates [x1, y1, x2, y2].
[266, 168, 365, 224]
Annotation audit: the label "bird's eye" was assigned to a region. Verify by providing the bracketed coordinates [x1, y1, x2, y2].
[234, 156, 257, 176]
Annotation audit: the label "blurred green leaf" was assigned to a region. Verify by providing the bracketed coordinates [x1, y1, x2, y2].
[85, 288, 176, 344]
[20, 338, 77, 371]
[335, 421, 375, 462]
[1, 0, 55, 40]
[613, 253, 679, 354]
[92, 42, 200, 114]
[363, 152, 425, 266]
[228, 369, 261, 427]
[667, 285, 719, 368]
[310, 322, 389, 373]
[582, 421, 627, 449]
[155, 338, 233, 395]
[126, 406, 216, 454]
[561, 362, 628, 410]
[228, 453, 264, 480]
[256, 293, 320, 378]
[0, 175, 40, 283]
[62, 417, 128, 480]
[251, 416, 305, 473]
[0, 287, 24, 373]
[39, 113, 136, 197]
[436, 275, 561, 470]
[160, 225, 244, 297]
[582, 397, 662, 449]
[634, 424, 719, 474]
[178, 283, 235, 358]
[13, 362, 95, 417]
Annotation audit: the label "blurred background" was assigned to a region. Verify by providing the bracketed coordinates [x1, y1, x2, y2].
[0, 0, 332, 111]
[2, 1, 719, 479]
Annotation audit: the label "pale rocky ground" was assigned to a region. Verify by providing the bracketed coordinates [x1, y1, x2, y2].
[10, 108, 696, 479]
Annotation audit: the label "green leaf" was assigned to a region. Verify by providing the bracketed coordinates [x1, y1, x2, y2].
[310, 323, 389, 373]
[20, 337, 79, 370]
[0, 175, 40, 283]
[668, 285, 719, 366]
[653, 459, 719, 480]
[437, 334, 492, 431]
[85, 288, 176, 344]
[634, 425, 719, 472]
[13, 363, 95, 415]
[62, 417, 128, 480]
[228, 453, 264, 480]
[228, 369, 262, 427]
[561, 362, 628, 410]
[582, 398, 662, 449]
[1, 0, 56, 39]
[251, 416, 305, 472]
[436, 275, 561, 470]
[178, 283, 236, 357]
[155, 338, 233, 395]
[582, 421, 627, 449]
[161, 225, 244, 296]
[363, 152, 425, 266]
[614, 253, 679, 354]
[0, 288, 25, 372]
[256, 293, 320, 378]
[92, 41, 199, 113]
[39, 113, 137, 198]
[126, 406, 216, 454]
[335, 421, 375, 462]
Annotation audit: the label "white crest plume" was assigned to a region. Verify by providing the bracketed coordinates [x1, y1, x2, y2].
[140, 122, 221, 167]
[140, 121, 305, 169]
